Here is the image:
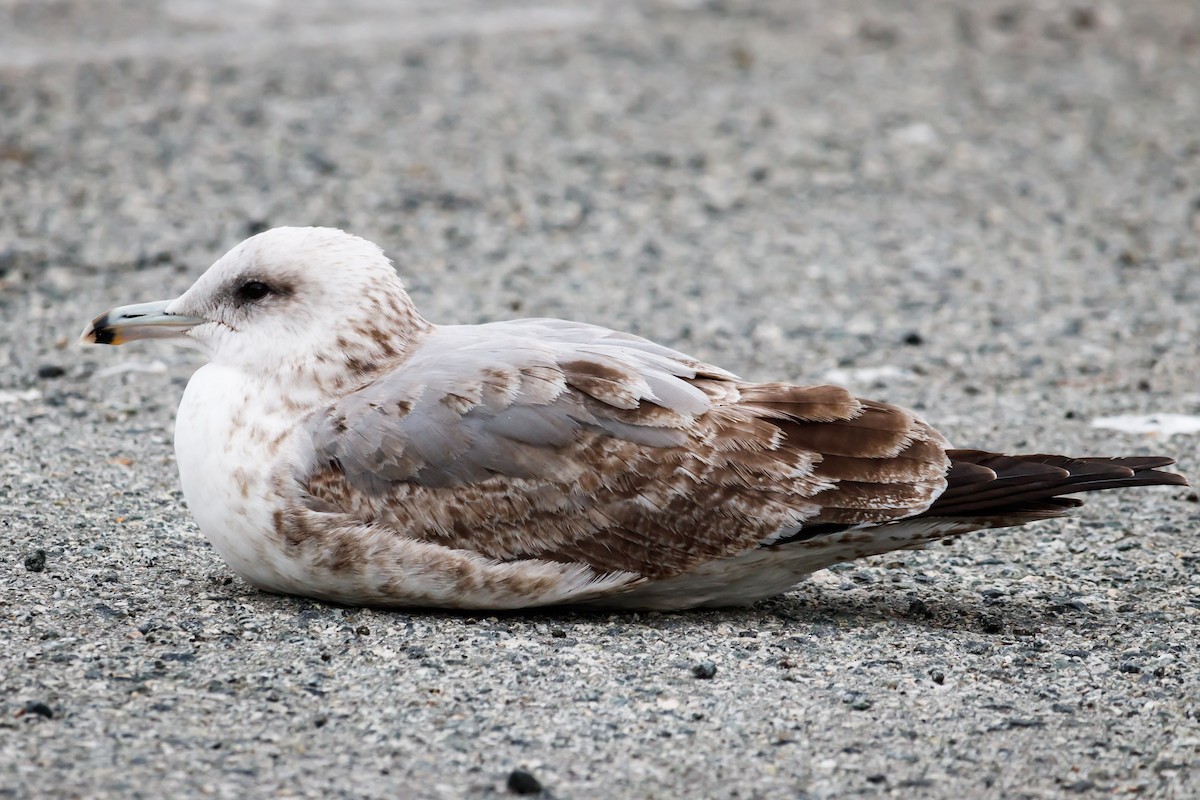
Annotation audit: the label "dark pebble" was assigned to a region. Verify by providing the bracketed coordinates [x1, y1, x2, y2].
[843, 693, 872, 711]
[0, 248, 17, 277]
[905, 599, 933, 619]
[1118, 661, 1142, 674]
[899, 778, 934, 789]
[1070, 7, 1097, 30]
[134, 251, 173, 269]
[506, 768, 543, 795]
[304, 148, 338, 175]
[22, 701, 54, 719]
[1007, 718, 1044, 729]
[866, 774, 887, 784]
[858, 20, 899, 45]
[37, 364, 66, 379]
[902, 331, 924, 346]
[1052, 599, 1091, 614]
[929, 669, 945, 685]
[24, 549, 47, 572]
[692, 661, 717, 679]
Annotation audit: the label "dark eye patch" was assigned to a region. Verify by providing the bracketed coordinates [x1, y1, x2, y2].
[237, 281, 273, 303]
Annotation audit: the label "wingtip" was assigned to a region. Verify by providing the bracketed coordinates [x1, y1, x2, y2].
[1158, 470, 1190, 488]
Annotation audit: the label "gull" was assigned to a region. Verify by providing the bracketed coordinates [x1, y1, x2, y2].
[82, 227, 1187, 610]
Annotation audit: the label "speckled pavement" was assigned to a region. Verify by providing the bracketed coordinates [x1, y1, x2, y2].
[2, 1, 1198, 797]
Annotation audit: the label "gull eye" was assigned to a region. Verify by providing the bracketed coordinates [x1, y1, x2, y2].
[237, 281, 272, 303]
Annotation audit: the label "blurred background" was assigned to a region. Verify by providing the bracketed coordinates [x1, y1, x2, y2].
[3, 0, 1197, 409]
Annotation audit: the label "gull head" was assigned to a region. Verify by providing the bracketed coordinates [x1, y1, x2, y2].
[82, 227, 430, 381]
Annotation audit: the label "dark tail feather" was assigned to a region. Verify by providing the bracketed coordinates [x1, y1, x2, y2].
[919, 450, 1187, 521]
[769, 451, 1186, 549]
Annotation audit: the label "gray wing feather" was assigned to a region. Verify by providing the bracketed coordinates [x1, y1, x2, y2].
[484, 404, 579, 446]
[305, 320, 725, 493]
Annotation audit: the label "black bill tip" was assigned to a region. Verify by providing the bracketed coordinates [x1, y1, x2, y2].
[87, 314, 116, 345]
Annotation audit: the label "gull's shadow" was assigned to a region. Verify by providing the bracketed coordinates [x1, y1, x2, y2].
[215, 574, 1116, 640]
[749, 583, 1106, 637]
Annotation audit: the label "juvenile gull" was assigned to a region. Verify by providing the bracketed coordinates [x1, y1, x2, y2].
[81, 227, 1188, 610]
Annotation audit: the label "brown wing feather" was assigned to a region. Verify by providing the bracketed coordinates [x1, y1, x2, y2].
[772, 403, 925, 458]
[304, 366, 951, 579]
[815, 436, 949, 483]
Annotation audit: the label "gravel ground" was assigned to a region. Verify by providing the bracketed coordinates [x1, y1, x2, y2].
[2, 1, 1199, 797]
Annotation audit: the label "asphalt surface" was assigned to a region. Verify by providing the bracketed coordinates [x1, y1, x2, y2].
[2, 1, 1199, 797]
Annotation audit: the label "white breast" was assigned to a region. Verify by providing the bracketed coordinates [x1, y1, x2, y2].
[174, 363, 307, 593]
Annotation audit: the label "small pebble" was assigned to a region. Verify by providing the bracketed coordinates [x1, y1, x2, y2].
[22, 701, 54, 719]
[506, 768, 543, 795]
[37, 364, 66, 379]
[24, 549, 47, 572]
[1007, 718, 1044, 729]
[929, 669, 945, 685]
[692, 661, 717, 679]
[905, 599, 932, 619]
[843, 693, 872, 711]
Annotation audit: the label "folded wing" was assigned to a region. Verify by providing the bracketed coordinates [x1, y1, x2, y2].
[300, 319, 951, 579]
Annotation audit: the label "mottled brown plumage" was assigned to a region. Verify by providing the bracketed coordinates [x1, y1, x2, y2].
[81, 227, 1189, 610]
